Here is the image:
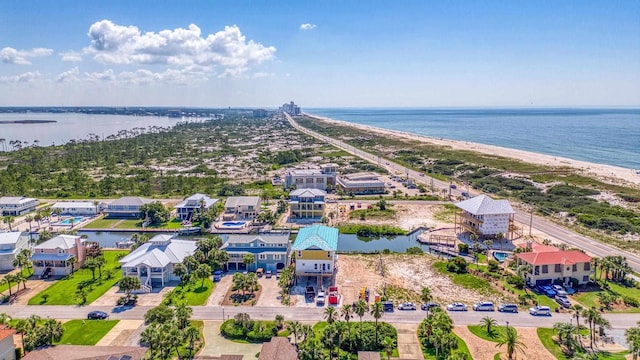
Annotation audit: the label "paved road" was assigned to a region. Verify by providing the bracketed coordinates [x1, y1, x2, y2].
[2, 304, 638, 330]
[287, 113, 640, 273]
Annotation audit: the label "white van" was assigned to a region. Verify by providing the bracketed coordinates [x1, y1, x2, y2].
[529, 305, 551, 316]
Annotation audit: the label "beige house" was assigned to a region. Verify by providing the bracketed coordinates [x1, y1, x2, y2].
[31, 235, 86, 277]
[516, 243, 593, 286]
[336, 172, 385, 195]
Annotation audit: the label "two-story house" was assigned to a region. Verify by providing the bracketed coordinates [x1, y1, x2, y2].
[223, 196, 261, 220]
[51, 201, 101, 216]
[454, 195, 515, 239]
[119, 234, 196, 290]
[221, 233, 290, 272]
[292, 225, 338, 279]
[105, 197, 154, 218]
[516, 242, 593, 286]
[175, 193, 219, 220]
[0, 196, 38, 216]
[289, 188, 326, 219]
[284, 163, 337, 190]
[336, 172, 385, 195]
[31, 235, 86, 277]
[0, 231, 30, 271]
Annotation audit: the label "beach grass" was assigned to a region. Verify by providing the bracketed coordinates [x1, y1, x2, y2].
[28, 250, 128, 305]
[433, 261, 501, 298]
[56, 319, 119, 345]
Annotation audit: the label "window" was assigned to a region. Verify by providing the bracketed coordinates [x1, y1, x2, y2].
[572, 264, 577, 272]
[542, 265, 548, 274]
[583, 275, 589, 282]
[534, 266, 540, 275]
[259, 243, 265, 247]
[555, 264, 562, 273]
[274, 254, 282, 260]
[327, 264, 331, 270]
[306, 178, 314, 183]
[327, 252, 331, 258]
[258, 254, 266, 260]
[584, 263, 591, 271]
[314, 264, 318, 270]
[297, 251, 302, 257]
[57, 248, 65, 254]
[316, 178, 323, 183]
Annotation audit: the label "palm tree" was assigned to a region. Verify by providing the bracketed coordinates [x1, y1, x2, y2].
[286, 321, 303, 346]
[382, 336, 395, 360]
[553, 322, 581, 356]
[341, 304, 353, 350]
[496, 326, 527, 360]
[571, 304, 584, 345]
[625, 323, 640, 360]
[496, 232, 505, 251]
[484, 239, 494, 254]
[42, 318, 64, 345]
[355, 299, 368, 335]
[2, 274, 16, 297]
[324, 306, 338, 324]
[370, 301, 384, 345]
[582, 306, 609, 349]
[421, 286, 433, 316]
[183, 325, 201, 360]
[481, 316, 498, 337]
[13, 318, 29, 352]
[2, 216, 15, 231]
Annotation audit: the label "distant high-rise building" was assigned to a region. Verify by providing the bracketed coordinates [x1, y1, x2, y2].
[253, 109, 268, 118]
[280, 101, 301, 115]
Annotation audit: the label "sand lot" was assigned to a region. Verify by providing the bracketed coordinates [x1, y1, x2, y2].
[336, 254, 491, 305]
[453, 326, 554, 360]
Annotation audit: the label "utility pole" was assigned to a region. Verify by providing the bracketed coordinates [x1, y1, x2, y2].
[529, 208, 533, 237]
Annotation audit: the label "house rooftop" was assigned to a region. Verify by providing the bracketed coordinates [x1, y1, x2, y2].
[0, 231, 24, 245]
[222, 233, 290, 249]
[21, 345, 146, 360]
[225, 196, 261, 208]
[455, 195, 515, 215]
[108, 197, 154, 207]
[119, 237, 196, 268]
[0, 196, 36, 204]
[258, 337, 297, 360]
[34, 235, 82, 250]
[52, 201, 98, 208]
[289, 188, 327, 197]
[176, 194, 218, 208]
[517, 242, 560, 253]
[516, 250, 592, 266]
[357, 351, 381, 360]
[286, 168, 324, 176]
[0, 328, 15, 342]
[292, 225, 338, 251]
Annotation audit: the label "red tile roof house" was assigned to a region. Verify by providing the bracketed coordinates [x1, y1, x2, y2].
[515, 242, 593, 287]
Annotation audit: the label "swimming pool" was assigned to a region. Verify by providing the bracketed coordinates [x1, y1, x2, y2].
[57, 217, 86, 225]
[217, 221, 248, 230]
[493, 251, 510, 263]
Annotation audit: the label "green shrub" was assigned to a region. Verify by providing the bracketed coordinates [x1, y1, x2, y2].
[446, 257, 468, 274]
[623, 295, 640, 308]
[487, 260, 500, 273]
[458, 243, 469, 254]
[406, 247, 424, 255]
[506, 275, 525, 289]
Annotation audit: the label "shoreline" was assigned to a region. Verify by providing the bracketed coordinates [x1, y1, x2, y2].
[305, 113, 640, 186]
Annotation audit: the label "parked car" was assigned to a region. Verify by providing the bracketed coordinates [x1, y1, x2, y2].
[316, 291, 326, 306]
[446, 303, 468, 311]
[276, 269, 283, 279]
[565, 287, 576, 295]
[382, 301, 395, 312]
[398, 302, 417, 310]
[450, 184, 457, 189]
[541, 286, 557, 298]
[498, 304, 519, 313]
[213, 270, 222, 282]
[556, 296, 571, 308]
[529, 306, 552, 316]
[421, 302, 441, 311]
[473, 301, 495, 311]
[87, 311, 108, 320]
[265, 270, 273, 279]
[552, 285, 564, 292]
[556, 290, 568, 298]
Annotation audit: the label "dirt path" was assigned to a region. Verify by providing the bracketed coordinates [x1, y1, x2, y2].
[514, 327, 556, 360]
[395, 323, 424, 360]
[453, 326, 500, 360]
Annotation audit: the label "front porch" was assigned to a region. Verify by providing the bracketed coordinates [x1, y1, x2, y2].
[31, 253, 76, 276]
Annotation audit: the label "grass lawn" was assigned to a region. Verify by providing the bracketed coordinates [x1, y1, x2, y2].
[433, 262, 501, 298]
[56, 319, 119, 345]
[422, 333, 471, 359]
[0, 268, 33, 295]
[349, 208, 395, 220]
[574, 276, 640, 313]
[501, 280, 557, 309]
[537, 328, 629, 360]
[83, 217, 122, 229]
[165, 278, 215, 306]
[28, 250, 129, 305]
[115, 219, 144, 229]
[467, 325, 513, 343]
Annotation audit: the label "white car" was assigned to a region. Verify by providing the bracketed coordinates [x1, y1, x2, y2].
[529, 306, 551, 316]
[398, 302, 417, 310]
[446, 303, 468, 311]
[316, 291, 326, 306]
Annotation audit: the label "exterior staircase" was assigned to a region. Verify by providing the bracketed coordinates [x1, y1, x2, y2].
[136, 276, 152, 293]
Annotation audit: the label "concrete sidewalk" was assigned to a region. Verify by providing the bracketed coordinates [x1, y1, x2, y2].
[394, 323, 423, 360]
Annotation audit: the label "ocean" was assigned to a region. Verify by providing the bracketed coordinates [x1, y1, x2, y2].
[306, 108, 640, 170]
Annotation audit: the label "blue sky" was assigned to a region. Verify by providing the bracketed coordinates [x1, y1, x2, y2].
[1, 1, 639, 107]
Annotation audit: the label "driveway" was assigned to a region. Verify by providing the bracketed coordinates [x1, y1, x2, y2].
[13, 278, 57, 305]
[394, 323, 423, 360]
[92, 285, 173, 307]
[96, 319, 144, 346]
[207, 276, 232, 306]
[198, 320, 262, 358]
[254, 276, 281, 307]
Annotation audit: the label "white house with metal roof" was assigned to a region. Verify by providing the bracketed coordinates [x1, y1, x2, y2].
[0, 196, 38, 216]
[119, 234, 196, 290]
[284, 164, 337, 190]
[454, 195, 515, 238]
[0, 232, 30, 271]
[289, 188, 326, 219]
[175, 193, 219, 220]
[223, 196, 261, 220]
[336, 172, 385, 195]
[292, 225, 338, 278]
[51, 201, 100, 216]
[105, 197, 154, 218]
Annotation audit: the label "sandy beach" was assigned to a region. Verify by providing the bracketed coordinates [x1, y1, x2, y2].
[306, 113, 640, 186]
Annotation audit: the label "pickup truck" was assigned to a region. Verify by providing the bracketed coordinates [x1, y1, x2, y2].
[316, 291, 326, 306]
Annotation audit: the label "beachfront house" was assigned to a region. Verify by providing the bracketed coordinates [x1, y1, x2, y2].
[515, 242, 593, 286]
[0, 231, 30, 271]
[104, 196, 154, 218]
[292, 225, 338, 279]
[51, 201, 101, 216]
[289, 188, 326, 219]
[119, 234, 196, 290]
[31, 235, 86, 277]
[0, 196, 38, 216]
[284, 163, 337, 190]
[221, 233, 290, 272]
[454, 194, 515, 239]
[336, 172, 385, 195]
[223, 196, 261, 220]
[175, 193, 219, 220]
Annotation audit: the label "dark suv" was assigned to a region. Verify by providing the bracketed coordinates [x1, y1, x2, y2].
[498, 304, 519, 313]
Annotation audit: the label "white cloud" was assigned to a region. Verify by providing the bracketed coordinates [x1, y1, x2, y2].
[0, 47, 53, 65]
[300, 23, 317, 30]
[0, 71, 41, 84]
[84, 20, 276, 76]
[84, 69, 115, 82]
[252, 72, 275, 78]
[56, 67, 80, 83]
[59, 50, 84, 62]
